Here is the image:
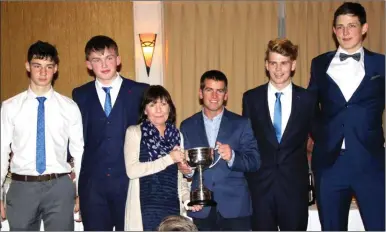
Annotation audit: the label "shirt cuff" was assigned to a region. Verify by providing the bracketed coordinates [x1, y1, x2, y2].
[184, 170, 195, 178]
[227, 150, 235, 167]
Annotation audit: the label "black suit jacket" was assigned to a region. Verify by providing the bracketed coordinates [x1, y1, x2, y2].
[242, 83, 317, 197]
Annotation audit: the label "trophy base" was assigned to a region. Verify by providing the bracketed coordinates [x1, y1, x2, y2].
[188, 199, 217, 207]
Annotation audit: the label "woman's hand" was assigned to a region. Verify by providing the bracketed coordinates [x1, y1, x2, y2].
[177, 161, 193, 175]
[170, 146, 185, 163]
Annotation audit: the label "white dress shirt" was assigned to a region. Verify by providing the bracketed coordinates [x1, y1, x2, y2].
[1, 87, 84, 198]
[267, 82, 292, 137]
[327, 46, 365, 148]
[95, 72, 123, 110]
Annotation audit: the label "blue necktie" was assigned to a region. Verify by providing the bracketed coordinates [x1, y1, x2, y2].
[102, 87, 112, 117]
[273, 92, 283, 142]
[36, 97, 47, 174]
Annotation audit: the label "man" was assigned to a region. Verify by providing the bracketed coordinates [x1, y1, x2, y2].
[308, 2, 385, 230]
[180, 70, 261, 231]
[242, 38, 317, 231]
[72, 35, 148, 231]
[0, 41, 83, 230]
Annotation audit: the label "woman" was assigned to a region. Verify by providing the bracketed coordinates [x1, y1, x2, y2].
[124, 85, 199, 231]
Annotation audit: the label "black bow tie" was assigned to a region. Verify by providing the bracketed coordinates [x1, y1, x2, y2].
[339, 52, 361, 62]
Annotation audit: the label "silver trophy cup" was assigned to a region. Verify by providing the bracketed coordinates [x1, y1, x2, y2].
[185, 147, 219, 207]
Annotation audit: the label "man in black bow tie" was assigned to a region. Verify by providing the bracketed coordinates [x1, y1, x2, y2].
[308, 2, 385, 231]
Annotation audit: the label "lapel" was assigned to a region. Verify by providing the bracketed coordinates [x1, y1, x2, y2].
[88, 81, 106, 117]
[196, 113, 210, 147]
[261, 84, 280, 146]
[109, 78, 126, 118]
[280, 84, 301, 144]
[348, 48, 375, 103]
[107, 77, 134, 118]
[196, 109, 231, 161]
[216, 109, 232, 145]
[211, 109, 232, 178]
[324, 51, 347, 103]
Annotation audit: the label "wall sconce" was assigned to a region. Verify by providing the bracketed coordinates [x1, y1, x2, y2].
[139, 33, 157, 77]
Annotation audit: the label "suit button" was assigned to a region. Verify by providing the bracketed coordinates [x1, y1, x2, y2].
[106, 174, 110, 177]
[345, 104, 348, 108]
[107, 137, 111, 140]
[213, 182, 216, 187]
[107, 121, 111, 124]
[342, 124, 345, 127]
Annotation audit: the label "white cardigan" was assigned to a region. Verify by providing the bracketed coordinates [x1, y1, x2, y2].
[124, 125, 190, 231]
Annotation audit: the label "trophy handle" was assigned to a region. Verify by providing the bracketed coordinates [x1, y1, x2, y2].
[208, 146, 221, 168]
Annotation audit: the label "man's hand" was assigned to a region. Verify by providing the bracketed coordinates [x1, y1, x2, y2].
[216, 141, 232, 161]
[1, 200, 6, 221]
[184, 201, 203, 212]
[190, 205, 203, 212]
[74, 196, 82, 222]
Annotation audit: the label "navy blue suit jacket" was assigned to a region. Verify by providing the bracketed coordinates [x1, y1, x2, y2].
[72, 77, 149, 180]
[308, 48, 385, 171]
[242, 83, 317, 201]
[180, 109, 261, 219]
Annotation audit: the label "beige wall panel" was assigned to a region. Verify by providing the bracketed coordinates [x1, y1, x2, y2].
[1, 1, 135, 101]
[286, 1, 385, 88]
[164, 1, 278, 125]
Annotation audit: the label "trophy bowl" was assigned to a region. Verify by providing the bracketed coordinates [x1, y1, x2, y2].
[185, 147, 217, 207]
[185, 147, 214, 168]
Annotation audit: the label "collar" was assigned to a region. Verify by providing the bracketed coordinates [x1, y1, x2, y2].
[27, 86, 54, 100]
[268, 81, 292, 96]
[95, 72, 122, 90]
[202, 107, 225, 122]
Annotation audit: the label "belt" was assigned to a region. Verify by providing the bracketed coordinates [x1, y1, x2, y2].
[11, 173, 69, 182]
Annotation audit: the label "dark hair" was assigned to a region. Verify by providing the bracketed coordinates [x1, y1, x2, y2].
[157, 215, 198, 231]
[333, 2, 367, 26]
[85, 35, 119, 60]
[138, 85, 177, 124]
[27, 41, 59, 64]
[265, 38, 298, 61]
[200, 70, 228, 91]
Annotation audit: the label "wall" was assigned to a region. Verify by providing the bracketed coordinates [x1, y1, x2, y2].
[1, 1, 136, 101]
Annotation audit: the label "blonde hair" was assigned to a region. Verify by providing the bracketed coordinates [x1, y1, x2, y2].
[265, 38, 298, 61]
[157, 215, 198, 231]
